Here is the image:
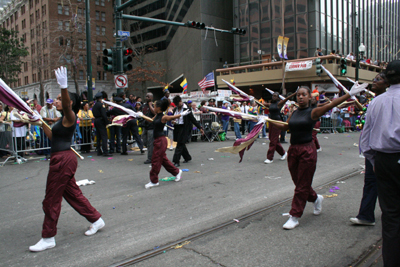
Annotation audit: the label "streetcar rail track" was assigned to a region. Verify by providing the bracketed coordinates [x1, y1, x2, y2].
[109, 169, 362, 267]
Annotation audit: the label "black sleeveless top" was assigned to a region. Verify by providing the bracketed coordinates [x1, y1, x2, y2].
[269, 102, 282, 121]
[288, 106, 317, 145]
[153, 113, 165, 139]
[51, 116, 76, 153]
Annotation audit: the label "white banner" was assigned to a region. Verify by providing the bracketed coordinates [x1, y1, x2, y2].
[285, 60, 313, 72]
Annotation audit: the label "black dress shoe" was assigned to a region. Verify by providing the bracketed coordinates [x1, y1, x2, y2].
[97, 153, 103, 156]
[174, 162, 180, 167]
[103, 153, 113, 157]
[140, 150, 145, 154]
[144, 159, 152, 164]
[121, 152, 128, 155]
[280, 140, 288, 143]
[116, 150, 121, 153]
[109, 151, 114, 154]
[183, 159, 191, 163]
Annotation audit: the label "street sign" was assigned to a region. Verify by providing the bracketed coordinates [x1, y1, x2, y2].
[120, 36, 128, 42]
[114, 74, 128, 88]
[117, 30, 130, 37]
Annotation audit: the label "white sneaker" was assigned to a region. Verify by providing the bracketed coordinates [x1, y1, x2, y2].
[29, 237, 56, 252]
[85, 217, 105, 236]
[145, 181, 159, 189]
[317, 147, 322, 152]
[313, 195, 323, 215]
[283, 216, 299, 230]
[142, 148, 148, 151]
[359, 154, 365, 158]
[349, 217, 375, 226]
[264, 159, 273, 164]
[169, 147, 174, 151]
[280, 152, 287, 161]
[175, 169, 183, 182]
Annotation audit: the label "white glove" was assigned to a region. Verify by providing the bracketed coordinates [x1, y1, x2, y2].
[136, 111, 143, 117]
[55, 66, 68, 88]
[181, 110, 191, 117]
[349, 82, 368, 96]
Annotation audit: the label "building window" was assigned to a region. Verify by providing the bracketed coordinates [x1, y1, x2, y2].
[15, 11, 18, 20]
[101, 12, 105, 21]
[18, 79, 21, 86]
[95, 0, 100, 5]
[15, 25, 18, 32]
[101, 0, 105, 6]
[22, 33, 27, 43]
[31, 44, 35, 54]
[43, 37, 47, 48]
[24, 76, 29, 85]
[10, 14, 13, 24]
[96, 26, 100, 35]
[36, 25, 40, 36]
[102, 42, 106, 51]
[96, 41, 100, 50]
[22, 19, 26, 29]
[78, 8, 82, 16]
[58, 21, 63, 30]
[24, 62, 28, 71]
[79, 55, 83, 64]
[42, 5, 46, 16]
[97, 56, 101, 65]
[32, 74, 36, 83]
[78, 39, 83, 49]
[30, 14, 34, 24]
[21, 5, 25, 15]
[103, 72, 107, 80]
[42, 21, 47, 29]
[58, 4, 62, 14]
[64, 6, 69, 16]
[101, 27, 106, 36]
[79, 70, 84, 80]
[97, 71, 101, 80]
[95, 11, 100, 20]
[65, 21, 70, 31]
[59, 37, 63, 46]
[31, 29, 35, 38]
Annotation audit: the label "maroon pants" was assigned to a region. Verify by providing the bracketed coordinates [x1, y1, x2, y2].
[312, 121, 321, 150]
[42, 150, 101, 238]
[150, 136, 179, 184]
[287, 142, 318, 218]
[267, 124, 285, 160]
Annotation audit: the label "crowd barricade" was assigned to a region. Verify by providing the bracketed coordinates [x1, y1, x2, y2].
[0, 122, 16, 166]
[0, 121, 96, 166]
[320, 116, 333, 133]
[199, 113, 220, 142]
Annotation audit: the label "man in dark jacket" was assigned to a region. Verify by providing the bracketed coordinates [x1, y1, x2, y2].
[107, 97, 144, 155]
[172, 96, 204, 167]
[92, 92, 111, 156]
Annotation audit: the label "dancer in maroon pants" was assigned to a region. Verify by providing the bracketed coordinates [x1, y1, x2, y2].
[29, 67, 104, 252]
[145, 98, 194, 189]
[269, 83, 368, 229]
[263, 92, 295, 164]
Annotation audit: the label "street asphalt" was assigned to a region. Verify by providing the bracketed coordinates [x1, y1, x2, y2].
[0, 131, 383, 267]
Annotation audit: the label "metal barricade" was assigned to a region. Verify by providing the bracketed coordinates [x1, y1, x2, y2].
[200, 113, 219, 142]
[0, 122, 16, 166]
[1, 121, 96, 166]
[320, 116, 333, 133]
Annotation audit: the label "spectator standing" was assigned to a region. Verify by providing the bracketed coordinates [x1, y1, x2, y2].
[77, 102, 94, 153]
[142, 93, 156, 164]
[360, 61, 400, 266]
[40, 99, 62, 158]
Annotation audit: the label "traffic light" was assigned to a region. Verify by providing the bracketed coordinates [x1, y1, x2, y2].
[122, 47, 133, 71]
[316, 58, 323, 76]
[103, 48, 115, 72]
[340, 58, 347, 75]
[186, 20, 205, 29]
[231, 28, 246, 35]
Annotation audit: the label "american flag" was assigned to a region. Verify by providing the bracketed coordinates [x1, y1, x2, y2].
[198, 72, 215, 93]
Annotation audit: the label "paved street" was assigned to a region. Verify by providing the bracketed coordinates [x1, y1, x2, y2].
[0, 131, 382, 267]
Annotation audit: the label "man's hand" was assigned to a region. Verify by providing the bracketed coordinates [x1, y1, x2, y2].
[200, 129, 205, 135]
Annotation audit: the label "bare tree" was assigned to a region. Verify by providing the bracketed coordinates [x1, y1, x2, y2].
[123, 18, 168, 98]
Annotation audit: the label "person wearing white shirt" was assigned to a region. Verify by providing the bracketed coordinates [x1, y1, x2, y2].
[40, 99, 62, 158]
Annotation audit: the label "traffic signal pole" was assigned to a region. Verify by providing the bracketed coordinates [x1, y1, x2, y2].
[108, 1, 246, 95]
[85, 0, 93, 101]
